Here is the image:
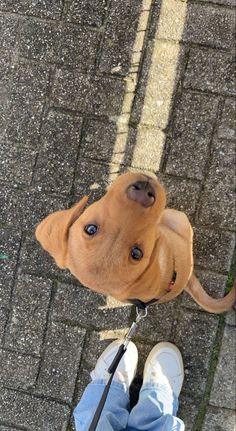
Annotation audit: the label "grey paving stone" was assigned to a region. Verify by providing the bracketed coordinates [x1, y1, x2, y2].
[0, 0, 63, 19]
[99, 0, 142, 75]
[193, 227, 235, 273]
[218, 98, 236, 140]
[36, 321, 86, 402]
[52, 282, 132, 330]
[198, 139, 235, 229]
[65, 0, 106, 27]
[0, 228, 21, 309]
[201, 0, 235, 5]
[180, 270, 228, 311]
[0, 426, 21, 431]
[0, 183, 68, 230]
[134, 302, 175, 343]
[178, 396, 200, 431]
[0, 349, 39, 390]
[73, 158, 120, 200]
[5, 274, 52, 354]
[0, 140, 37, 185]
[166, 91, 219, 179]
[175, 309, 219, 399]
[5, 62, 49, 148]
[210, 325, 235, 409]
[51, 68, 125, 116]
[19, 234, 73, 282]
[0, 15, 18, 52]
[202, 406, 235, 431]
[19, 20, 98, 68]
[33, 110, 83, 194]
[0, 50, 12, 83]
[0, 308, 8, 344]
[0, 388, 70, 431]
[225, 308, 236, 326]
[182, 4, 235, 49]
[80, 119, 117, 163]
[184, 48, 235, 96]
[160, 175, 201, 219]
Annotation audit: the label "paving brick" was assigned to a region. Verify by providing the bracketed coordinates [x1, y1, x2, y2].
[0, 0, 63, 19]
[5, 274, 52, 354]
[134, 302, 175, 343]
[19, 20, 98, 68]
[19, 234, 73, 282]
[51, 68, 125, 116]
[183, 3, 234, 49]
[166, 91, 219, 179]
[0, 15, 18, 52]
[65, 0, 106, 27]
[193, 227, 235, 273]
[218, 98, 236, 140]
[99, 0, 142, 75]
[157, 0, 235, 49]
[33, 111, 83, 194]
[5, 63, 49, 148]
[201, 0, 235, 5]
[0, 388, 70, 431]
[73, 158, 120, 200]
[180, 270, 228, 311]
[175, 309, 219, 399]
[160, 175, 201, 219]
[225, 308, 236, 326]
[0, 140, 37, 185]
[36, 322, 86, 402]
[210, 325, 235, 409]
[0, 183, 68, 230]
[0, 229, 21, 309]
[0, 426, 21, 431]
[0, 349, 39, 390]
[52, 282, 131, 330]
[178, 396, 200, 431]
[184, 48, 235, 96]
[203, 406, 235, 431]
[80, 119, 117, 163]
[198, 139, 235, 229]
[0, 308, 8, 344]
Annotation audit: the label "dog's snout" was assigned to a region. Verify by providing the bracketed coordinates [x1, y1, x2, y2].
[127, 181, 155, 207]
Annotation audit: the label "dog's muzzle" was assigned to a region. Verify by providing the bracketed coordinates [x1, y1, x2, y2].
[127, 181, 156, 207]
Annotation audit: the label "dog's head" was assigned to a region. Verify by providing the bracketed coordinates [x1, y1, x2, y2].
[36, 171, 166, 301]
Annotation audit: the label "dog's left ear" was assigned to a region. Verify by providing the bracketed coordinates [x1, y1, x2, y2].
[35, 196, 88, 269]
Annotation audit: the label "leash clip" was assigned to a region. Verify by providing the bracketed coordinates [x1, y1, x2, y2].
[123, 306, 148, 349]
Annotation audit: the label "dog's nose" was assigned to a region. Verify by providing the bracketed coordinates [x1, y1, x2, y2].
[127, 181, 155, 207]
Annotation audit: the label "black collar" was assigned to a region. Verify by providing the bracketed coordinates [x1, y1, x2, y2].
[128, 271, 177, 310]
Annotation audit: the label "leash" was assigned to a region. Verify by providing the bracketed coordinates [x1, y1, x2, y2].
[88, 306, 148, 431]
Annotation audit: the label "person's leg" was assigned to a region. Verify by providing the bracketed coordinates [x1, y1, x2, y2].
[73, 340, 138, 431]
[127, 342, 185, 431]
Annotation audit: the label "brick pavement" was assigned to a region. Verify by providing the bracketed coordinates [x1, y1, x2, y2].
[0, 1, 235, 430]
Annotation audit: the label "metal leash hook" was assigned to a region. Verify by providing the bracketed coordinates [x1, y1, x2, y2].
[123, 306, 148, 349]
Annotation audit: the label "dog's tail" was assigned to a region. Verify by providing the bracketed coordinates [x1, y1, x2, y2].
[184, 274, 236, 314]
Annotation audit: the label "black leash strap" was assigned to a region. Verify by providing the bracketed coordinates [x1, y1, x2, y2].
[88, 307, 148, 431]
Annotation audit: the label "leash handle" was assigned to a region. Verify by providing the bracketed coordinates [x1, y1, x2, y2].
[88, 307, 148, 431]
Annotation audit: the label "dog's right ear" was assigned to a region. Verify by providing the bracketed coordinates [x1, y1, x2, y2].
[35, 196, 88, 269]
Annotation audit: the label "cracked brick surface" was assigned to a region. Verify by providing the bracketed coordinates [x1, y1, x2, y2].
[0, 1, 235, 430]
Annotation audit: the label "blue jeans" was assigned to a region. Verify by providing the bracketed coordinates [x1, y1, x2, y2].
[73, 379, 185, 431]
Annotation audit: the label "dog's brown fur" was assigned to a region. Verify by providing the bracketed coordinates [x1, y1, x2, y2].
[36, 172, 235, 313]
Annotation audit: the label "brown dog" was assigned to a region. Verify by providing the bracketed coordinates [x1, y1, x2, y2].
[36, 171, 235, 313]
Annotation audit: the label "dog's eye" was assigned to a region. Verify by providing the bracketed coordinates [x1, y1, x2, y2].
[131, 246, 143, 260]
[84, 224, 98, 236]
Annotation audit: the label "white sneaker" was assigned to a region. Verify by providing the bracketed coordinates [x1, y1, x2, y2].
[143, 342, 184, 396]
[90, 340, 138, 389]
